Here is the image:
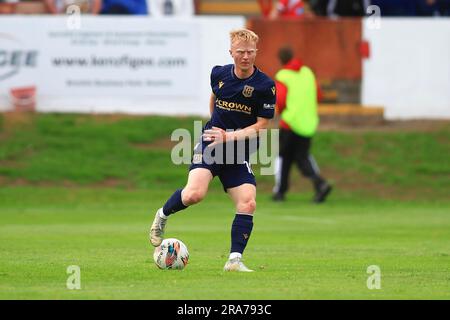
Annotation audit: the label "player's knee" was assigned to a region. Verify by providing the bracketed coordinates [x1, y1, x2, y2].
[237, 199, 256, 214]
[182, 189, 205, 205]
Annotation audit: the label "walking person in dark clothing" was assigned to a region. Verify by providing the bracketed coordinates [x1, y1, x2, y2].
[272, 46, 332, 203]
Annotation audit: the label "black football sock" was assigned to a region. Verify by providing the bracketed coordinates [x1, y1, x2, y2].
[162, 189, 187, 216]
[230, 213, 254, 256]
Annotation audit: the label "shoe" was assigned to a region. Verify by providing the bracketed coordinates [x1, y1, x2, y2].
[223, 257, 254, 272]
[272, 193, 285, 202]
[313, 183, 332, 203]
[149, 208, 167, 247]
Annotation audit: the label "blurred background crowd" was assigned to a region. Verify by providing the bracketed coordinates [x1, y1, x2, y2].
[0, 0, 449, 17]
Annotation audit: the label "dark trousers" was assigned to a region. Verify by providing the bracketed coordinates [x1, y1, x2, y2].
[274, 129, 325, 195]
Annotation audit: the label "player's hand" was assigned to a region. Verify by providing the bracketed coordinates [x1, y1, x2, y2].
[203, 126, 228, 147]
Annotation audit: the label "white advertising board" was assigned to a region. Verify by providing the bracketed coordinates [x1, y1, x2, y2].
[0, 16, 245, 115]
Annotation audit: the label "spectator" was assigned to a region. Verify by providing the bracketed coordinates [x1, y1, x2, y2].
[437, 0, 450, 15]
[258, 0, 273, 17]
[370, 0, 417, 16]
[269, 0, 306, 19]
[416, 0, 440, 16]
[100, 0, 148, 15]
[44, 0, 102, 14]
[309, 0, 329, 16]
[149, 0, 195, 17]
[327, 0, 370, 17]
[272, 46, 332, 203]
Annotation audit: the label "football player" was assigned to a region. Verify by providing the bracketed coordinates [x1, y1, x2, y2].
[150, 28, 276, 272]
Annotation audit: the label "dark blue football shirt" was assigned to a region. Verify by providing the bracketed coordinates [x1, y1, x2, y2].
[207, 64, 276, 131]
[198, 64, 276, 163]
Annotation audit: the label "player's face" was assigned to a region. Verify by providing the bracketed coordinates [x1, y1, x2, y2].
[230, 40, 257, 73]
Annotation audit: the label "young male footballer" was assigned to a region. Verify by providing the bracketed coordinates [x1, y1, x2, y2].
[150, 29, 276, 272]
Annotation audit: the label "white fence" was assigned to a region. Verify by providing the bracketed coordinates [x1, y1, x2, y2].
[362, 18, 450, 120]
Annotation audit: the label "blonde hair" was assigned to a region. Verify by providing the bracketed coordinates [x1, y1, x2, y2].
[229, 29, 259, 45]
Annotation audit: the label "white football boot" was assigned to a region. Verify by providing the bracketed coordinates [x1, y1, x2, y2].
[149, 208, 167, 247]
[223, 257, 254, 272]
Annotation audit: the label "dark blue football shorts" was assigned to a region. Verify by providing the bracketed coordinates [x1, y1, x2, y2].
[189, 140, 256, 192]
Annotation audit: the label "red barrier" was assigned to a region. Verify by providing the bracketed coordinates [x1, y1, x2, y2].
[247, 17, 362, 81]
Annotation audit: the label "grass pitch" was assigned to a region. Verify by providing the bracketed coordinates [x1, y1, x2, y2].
[0, 113, 449, 299]
[1, 187, 449, 300]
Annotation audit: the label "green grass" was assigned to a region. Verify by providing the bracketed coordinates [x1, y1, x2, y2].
[0, 113, 449, 198]
[0, 187, 449, 299]
[0, 113, 449, 299]
[0, 113, 199, 187]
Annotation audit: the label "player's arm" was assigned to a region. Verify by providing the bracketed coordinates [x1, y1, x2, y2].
[204, 82, 275, 145]
[203, 117, 269, 146]
[228, 117, 269, 140]
[209, 93, 215, 116]
[209, 65, 221, 116]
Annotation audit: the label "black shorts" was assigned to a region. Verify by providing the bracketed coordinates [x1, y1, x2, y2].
[189, 140, 256, 192]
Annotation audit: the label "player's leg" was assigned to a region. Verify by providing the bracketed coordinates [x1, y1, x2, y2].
[150, 168, 213, 246]
[294, 135, 332, 203]
[180, 168, 213, 206]
[273, 129, 295, 201]
[218, 161, 257, 272]
[224, 183, 256, 272]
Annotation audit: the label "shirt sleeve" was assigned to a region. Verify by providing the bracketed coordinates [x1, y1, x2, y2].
[210, 65, 221, 95]
[256, 82, 276, 119]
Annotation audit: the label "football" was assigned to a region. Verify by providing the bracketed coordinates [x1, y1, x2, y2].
[153, 238, 189, 270]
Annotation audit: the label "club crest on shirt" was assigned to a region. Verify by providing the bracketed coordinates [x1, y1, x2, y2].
[271, 86, 276, 96]
[242, 85, 254, 98]
[193, 154, 202, 164]
[218, 81, 224, 89]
